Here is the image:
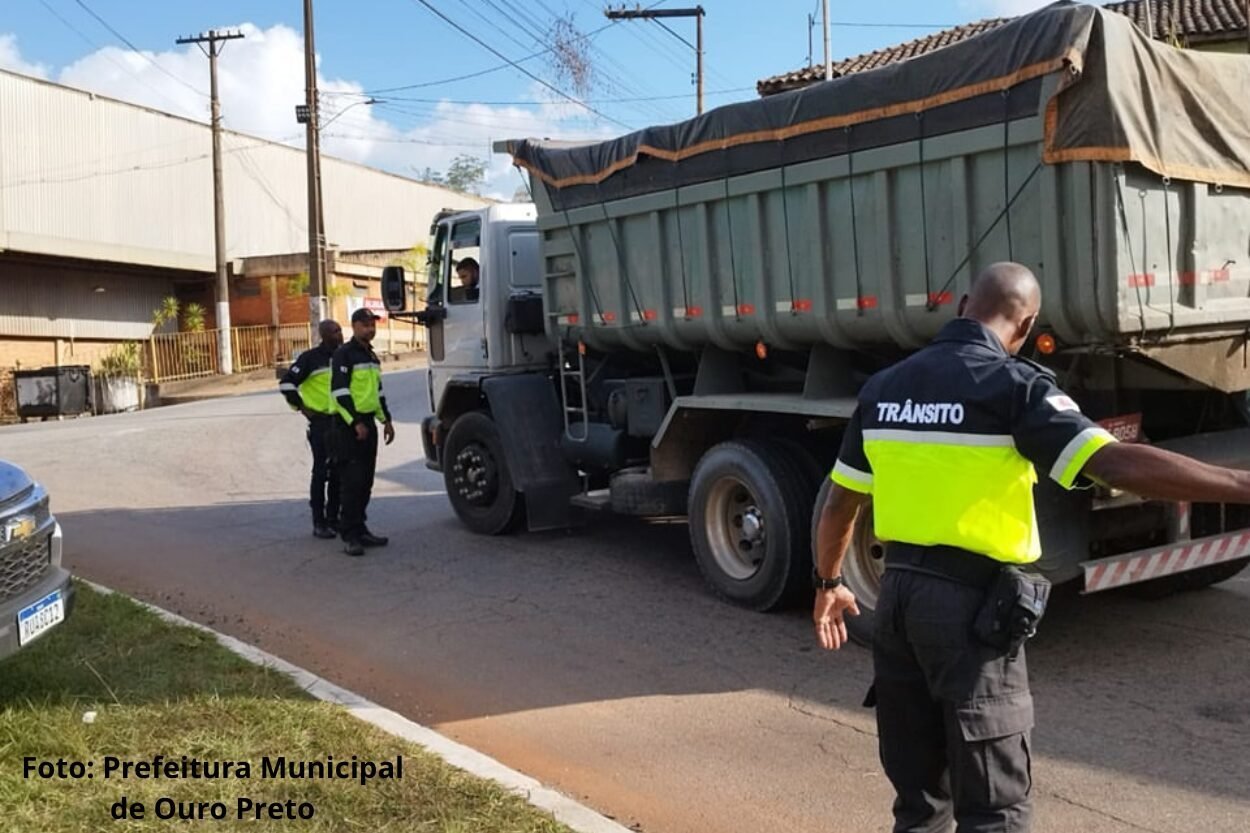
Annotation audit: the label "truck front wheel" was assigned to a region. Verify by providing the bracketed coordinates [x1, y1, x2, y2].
[443, 411, 525, 535]
[811, 477, 882, 646]
[688, 440, 813, 611]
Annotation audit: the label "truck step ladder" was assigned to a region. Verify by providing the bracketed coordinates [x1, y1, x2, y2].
[558, 337, 590, 442]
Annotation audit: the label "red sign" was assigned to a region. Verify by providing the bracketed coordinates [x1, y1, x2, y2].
[1098, 413, 1143, 443]
[363, 297, 387, 322]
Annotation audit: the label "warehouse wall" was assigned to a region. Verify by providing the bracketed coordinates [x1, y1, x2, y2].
[0, 70, 489, 273]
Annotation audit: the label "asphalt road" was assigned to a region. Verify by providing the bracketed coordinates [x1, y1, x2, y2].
[4, 369, 1248, 833]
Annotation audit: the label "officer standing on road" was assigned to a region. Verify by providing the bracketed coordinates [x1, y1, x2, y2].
[279, 319, 344, 539]
[814, 262, 1250, 832]
[331, 308, 395, 557]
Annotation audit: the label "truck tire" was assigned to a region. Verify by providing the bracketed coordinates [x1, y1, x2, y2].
[610, 467, 687, 516]
[1134, 504, 1250, 597]
[773, 438, 828, 490]
[688, 440, 813, 611]
[810, 476, 882, 647]
[443, 411, 525, 535]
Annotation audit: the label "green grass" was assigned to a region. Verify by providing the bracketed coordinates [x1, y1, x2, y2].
[0, 584, 574, 833]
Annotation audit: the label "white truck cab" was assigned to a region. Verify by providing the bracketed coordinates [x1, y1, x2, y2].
[419, 203, 548, 415]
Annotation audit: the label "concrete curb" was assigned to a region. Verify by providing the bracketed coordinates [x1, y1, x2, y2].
[83, 581, 633, 833]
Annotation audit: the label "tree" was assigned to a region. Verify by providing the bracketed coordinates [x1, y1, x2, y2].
[445, 155, 488, 194]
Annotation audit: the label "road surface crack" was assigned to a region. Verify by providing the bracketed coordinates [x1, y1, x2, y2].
[785, 691, 877, 739]
[1039, 790, 1170, 833]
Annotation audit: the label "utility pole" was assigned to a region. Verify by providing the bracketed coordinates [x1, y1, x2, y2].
[301, 0, 328, 324]
[822, 0, 832, 80]
[177, 28, 244, 376]
[606, 6, 705, 115]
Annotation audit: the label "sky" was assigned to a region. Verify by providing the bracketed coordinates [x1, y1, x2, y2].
[0, 0, 1061, 199]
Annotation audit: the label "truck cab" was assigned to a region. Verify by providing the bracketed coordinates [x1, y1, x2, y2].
[386, 204, 558, 490]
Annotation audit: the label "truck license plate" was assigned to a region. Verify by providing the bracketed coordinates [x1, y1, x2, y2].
[17, 590, 64, 646]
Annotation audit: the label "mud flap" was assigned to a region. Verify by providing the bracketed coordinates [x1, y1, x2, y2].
[482, 375, 580, 531]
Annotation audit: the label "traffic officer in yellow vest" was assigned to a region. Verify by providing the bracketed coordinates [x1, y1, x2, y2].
[279, 319, 344, 539]
[815, 262, 1250, 833]
[331, 308, 395, 557]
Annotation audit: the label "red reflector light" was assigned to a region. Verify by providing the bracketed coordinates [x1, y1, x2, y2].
[1036, 333, 1057, 355]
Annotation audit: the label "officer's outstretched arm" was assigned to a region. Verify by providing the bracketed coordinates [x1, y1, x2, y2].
[1083, 443, 1250, 504]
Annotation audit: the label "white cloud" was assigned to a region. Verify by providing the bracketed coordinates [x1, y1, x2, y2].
[12, 23, 617, 200]
[0, 33, 49, 78]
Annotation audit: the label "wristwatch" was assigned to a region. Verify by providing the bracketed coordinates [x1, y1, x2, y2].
[812, 570, 844, 591]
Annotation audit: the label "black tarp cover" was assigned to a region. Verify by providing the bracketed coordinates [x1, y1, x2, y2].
[504, 2, 1250, 210]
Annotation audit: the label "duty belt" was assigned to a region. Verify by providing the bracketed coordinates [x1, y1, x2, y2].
[884, 542, 1002, 588]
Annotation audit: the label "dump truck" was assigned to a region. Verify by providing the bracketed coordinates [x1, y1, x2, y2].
[383, 3, 1250, 641]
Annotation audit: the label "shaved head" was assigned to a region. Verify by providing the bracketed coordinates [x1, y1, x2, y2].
[318, 319, 343, 349]
[958, 262, 1042, 355]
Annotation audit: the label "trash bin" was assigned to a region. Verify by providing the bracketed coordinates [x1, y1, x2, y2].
[14, 365, 92, 419]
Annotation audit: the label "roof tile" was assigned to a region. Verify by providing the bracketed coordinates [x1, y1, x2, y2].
[757, 1, 1248, 96]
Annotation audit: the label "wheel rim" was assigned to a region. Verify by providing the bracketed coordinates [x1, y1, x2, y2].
[451, 442, 499, 507]
[843, 507, 885, 610]
[704, 475, 767, 581]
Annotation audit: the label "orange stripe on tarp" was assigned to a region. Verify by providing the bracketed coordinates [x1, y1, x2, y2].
[737, 303, 756, 316]
[686, 306, 703, 318]
[858, 296, 878, 310]
[1179, 272, 1198, 286]
[792, 298, 813, 312]
[928, 291, 954, 306]
[643, 309, 658, 321]
[601, 311, 617, 323]
[1211, 268, 1231, 282]
[1127, 273, 1155, 288]
[515, 53, 1078, 190]
[567, 313, 579, 325]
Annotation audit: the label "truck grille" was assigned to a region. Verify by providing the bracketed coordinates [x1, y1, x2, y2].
[0, 534, 51, 603]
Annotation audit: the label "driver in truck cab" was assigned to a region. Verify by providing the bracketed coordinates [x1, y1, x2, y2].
[815, 261, 1250, 833]
[454, 257, 480, 302]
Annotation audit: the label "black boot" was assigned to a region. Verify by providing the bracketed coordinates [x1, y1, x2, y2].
[359, 530, 389, 547]
[313, 523, 337, 539]
[343, 539, 365, 557]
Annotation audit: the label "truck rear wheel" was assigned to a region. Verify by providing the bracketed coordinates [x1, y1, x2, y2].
[811, 477, 882, 646]
[443, 411, 525, 535]
[688, 440, 813, 611]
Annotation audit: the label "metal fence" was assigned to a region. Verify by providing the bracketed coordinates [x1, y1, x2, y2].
[145, 324, 313, 383]
[147, 329, 220, 383]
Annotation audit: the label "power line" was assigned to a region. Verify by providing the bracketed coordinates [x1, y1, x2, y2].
[407, 0, 631, 130]
[32, 0, 193, 113]
[71, 0, 208, 97]
[0, 138, 272, 189]
[367, 86, 752, 106]
[322, 132, 491, 148]
[829, 20, 959, 29]
[362, 15, 621, 95]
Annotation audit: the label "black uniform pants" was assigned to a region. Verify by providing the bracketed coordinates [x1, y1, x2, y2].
[307, 415, 340, 526]
[334, 418, 378, 542]
[872, 567, 1034, 833]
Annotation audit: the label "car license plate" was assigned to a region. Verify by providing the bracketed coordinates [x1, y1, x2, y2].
[17, 590, 64, 646]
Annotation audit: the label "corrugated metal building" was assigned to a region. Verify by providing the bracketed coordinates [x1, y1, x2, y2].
[0, 69, 488, 369]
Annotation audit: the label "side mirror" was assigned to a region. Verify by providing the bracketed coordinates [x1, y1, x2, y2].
[381, 266, 406, 312]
